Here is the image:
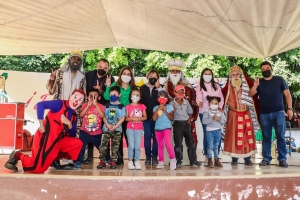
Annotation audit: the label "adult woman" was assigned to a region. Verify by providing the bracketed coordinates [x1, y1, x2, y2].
[104, 67, 136, 165]
[140, 70, 161, 166]
[196, 68, 224, 165]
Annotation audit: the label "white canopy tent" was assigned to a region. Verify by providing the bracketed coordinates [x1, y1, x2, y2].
[1, 0, 300, 58]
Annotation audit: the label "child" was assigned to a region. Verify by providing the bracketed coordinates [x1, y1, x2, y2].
[75, 89, 105, 169]
[152, 90, 176, 170]
[202, 96, 225, 168]
[125, 87, 147, 170]
[169, 85, 201, 168]
[97, 86, 126, 169]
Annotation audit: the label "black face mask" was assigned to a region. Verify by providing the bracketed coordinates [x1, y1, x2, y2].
[262, 70, 272, 78]
[97, 69, 107, 76]
[149, 78, 157, 85]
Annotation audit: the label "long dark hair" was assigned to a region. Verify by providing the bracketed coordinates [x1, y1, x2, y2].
[199, 68, 218, 92]
[116, 67, 136, 89]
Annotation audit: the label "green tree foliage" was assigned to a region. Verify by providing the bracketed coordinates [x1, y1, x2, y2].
[0, 47, 300, 97]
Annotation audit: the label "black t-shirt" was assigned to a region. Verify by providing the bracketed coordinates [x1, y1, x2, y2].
[257, 76, 288, 114]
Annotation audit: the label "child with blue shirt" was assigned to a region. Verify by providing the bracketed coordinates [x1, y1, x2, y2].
[202, 96, 226, 168]
[152, 90, 176, 170]
[97, 86, 126, 169]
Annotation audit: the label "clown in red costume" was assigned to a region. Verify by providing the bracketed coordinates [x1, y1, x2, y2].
[4, 89, 85, 173]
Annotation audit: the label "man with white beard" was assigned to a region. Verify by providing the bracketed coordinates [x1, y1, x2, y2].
[221, 66, 259, 166]
[163, 59, 199, 148]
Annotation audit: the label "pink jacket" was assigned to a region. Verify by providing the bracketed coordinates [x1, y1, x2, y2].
[196, 82, 224, 114]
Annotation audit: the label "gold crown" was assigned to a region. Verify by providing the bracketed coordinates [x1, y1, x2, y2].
[229, 65, 243, 74]
[70, 49, 83, 58]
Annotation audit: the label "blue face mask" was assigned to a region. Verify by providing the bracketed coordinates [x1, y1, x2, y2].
[110, 94, 119, 102]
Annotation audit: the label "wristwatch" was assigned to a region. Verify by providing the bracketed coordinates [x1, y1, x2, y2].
[287, 108, 293, 111]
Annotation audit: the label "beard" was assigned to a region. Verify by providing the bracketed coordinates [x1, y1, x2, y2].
[69, 60, 82, 71]
[231, 78, 242, 90]
[170, 74, 181, 86]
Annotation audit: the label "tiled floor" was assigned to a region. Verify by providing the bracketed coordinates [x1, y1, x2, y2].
[1, 148, 300, 178]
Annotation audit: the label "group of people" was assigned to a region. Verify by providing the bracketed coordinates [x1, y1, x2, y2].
[4, 51, 294, 174]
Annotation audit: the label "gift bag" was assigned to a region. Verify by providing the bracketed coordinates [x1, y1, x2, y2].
[22, 129, 34, 151]
[255, 128, 275, 141]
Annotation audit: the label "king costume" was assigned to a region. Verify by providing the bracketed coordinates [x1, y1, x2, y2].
[222, 66, 260, 164]
[163, 59, 199, 147]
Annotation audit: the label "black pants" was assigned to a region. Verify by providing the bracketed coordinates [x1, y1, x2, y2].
[173, 120, 197, 165]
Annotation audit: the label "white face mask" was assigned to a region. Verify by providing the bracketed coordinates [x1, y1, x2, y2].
[131, 95, 140, 103]
[170, 74, 181, 85]
[121, 75, 131, 83]
[210, 104, 218, 110]
[203, 75, 212, 82]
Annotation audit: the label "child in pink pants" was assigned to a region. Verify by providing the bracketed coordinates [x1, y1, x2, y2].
[152, 90, 176, 170]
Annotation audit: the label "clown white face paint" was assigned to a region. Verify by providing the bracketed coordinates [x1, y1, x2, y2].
[69, 92, 84, 110]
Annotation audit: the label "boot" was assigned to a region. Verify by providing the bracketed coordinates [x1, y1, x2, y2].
[205, 158, 214, 168]
[214, 158, 223, 167]
[51, 160, 74, 170]
[4, 150, 19, 172]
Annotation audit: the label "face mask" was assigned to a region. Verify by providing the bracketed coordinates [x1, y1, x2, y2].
[149, 78, 157, 85]
[110, 94, 119, 102]
[176, 93, 185, 98]
[262, 70, 272, 78]
[121, 75, 131, 83]
[97, 69, 106, 76]
[210, 104, 218, 110]
[203, 75, 212, 82]
[170, 74, 181, 85]
[131, 95, 140, 103]
[158, 97, 168, 105]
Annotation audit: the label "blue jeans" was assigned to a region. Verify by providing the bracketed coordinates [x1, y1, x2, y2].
[206, 129, 222, 158]
[200, 114, 221, 155]
[143, 120, 158, 159]
[77, 130, 102, 164]
[126, 129, 143, 161]
[260, 110, 286, 161]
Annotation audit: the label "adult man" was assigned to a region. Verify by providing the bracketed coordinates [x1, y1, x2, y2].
[140, 69, 161, 165]
[47, 50, 86, 100]
[249, 61, 293, 168]
[4, 89, 85, 173]
[46, 50, 86, 169]
[85, 58, 115, 163]
[222, 66, 259, 166]
[163, 59, 199, 147]
[85, 58, 115, 105]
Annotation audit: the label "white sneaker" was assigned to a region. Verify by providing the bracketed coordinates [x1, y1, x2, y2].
[135, 161, 142, 170]
[128, 161, 135, 170]
[170, 159, 177, 170]
[156, 162, 164, 169]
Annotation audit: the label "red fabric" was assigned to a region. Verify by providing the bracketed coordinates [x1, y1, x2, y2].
[236, 111, 254, 149]
[19, 100, 82, 173]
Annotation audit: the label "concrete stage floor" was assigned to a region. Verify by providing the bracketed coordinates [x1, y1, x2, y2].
[1, 149, 300, 199]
